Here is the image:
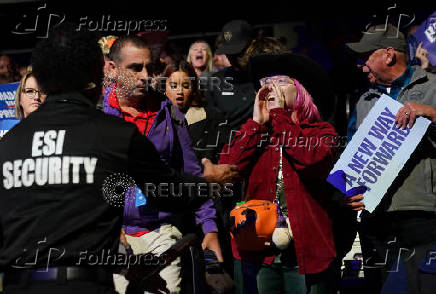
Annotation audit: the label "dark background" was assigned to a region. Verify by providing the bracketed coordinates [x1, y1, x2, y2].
[0, 0, 434, 134]
[1, 0, 433, 51]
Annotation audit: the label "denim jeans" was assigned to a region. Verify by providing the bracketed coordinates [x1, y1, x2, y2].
[234, 244, 336, 294]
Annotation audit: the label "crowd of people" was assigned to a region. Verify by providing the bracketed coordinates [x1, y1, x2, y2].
[0, 16, 435, 294]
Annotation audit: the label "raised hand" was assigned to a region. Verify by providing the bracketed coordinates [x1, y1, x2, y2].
[253, 85, 270, 124]
[416, 42, 430, 69]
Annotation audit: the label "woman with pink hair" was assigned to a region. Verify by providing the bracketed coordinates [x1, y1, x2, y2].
[219, 53, 339, 294]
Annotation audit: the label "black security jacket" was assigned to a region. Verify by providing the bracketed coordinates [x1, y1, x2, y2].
[0, 92, 205, 269]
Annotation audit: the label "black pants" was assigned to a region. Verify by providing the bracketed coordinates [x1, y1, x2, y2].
[360, 210, 436, 294]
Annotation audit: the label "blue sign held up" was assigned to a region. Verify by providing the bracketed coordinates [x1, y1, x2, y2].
[413, 11, 436, 67]
[0, 82, 20, 139]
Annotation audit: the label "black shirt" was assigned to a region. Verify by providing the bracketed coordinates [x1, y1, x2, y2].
[187, 106, 231, 164]
[205, 66, 256, 132]
[0, 92, 205, 270]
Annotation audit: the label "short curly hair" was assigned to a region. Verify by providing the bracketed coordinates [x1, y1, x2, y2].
[31, 23, 104, 94]
[239, 37, 290, 68]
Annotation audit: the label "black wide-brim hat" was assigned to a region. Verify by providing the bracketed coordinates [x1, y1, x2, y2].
[248, 53, 335, 121]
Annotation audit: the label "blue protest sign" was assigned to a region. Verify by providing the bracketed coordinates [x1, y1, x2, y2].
[0, 82, 20, 139]
[413, 11, 436, 67]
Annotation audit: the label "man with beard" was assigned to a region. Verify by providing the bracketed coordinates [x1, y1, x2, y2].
[0, 24, 237, 294]
[104, 35, 228, 294]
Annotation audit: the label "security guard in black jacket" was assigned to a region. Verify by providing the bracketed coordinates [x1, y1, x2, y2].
[0, 24, 236, 294]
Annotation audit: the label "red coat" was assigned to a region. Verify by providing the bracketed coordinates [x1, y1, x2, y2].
[219, 108, 338, 274]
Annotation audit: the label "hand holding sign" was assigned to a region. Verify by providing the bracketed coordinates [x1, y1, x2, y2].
[346, 194, 365, 211]
[327, 95, 431, 212]
[395, 101, 436, 129]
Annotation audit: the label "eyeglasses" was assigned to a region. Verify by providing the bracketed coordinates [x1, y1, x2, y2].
[22, 88, 45, 98]
[259, 75, 293, 87]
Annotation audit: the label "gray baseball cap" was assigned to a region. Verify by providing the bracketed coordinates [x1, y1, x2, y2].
[346, 24, 407, 53]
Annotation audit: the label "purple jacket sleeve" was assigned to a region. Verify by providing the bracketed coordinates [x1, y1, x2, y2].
[176, 113, 218, 234]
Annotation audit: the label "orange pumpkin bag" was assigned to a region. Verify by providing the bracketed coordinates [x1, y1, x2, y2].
[229, 200, 278, 251]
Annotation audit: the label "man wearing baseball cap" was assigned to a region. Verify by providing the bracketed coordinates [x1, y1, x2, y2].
[204, 20, 255, 281]
[346, 23, 408, 54]
[215, 20, 254, 56]
[206, 20, 255, 131]
[345, 24, 436, 294]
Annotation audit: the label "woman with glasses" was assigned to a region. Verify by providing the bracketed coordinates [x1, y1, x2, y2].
[219, 53, 339, 294]
[14, 70, 46, 119]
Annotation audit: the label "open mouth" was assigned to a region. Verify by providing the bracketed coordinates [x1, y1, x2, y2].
[175, 96, 184, 102]
[267, 91, 276, 100]
[195, 55, 204, 61]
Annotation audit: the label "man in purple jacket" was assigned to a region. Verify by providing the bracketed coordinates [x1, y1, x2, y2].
[104, 35, 226, 293]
